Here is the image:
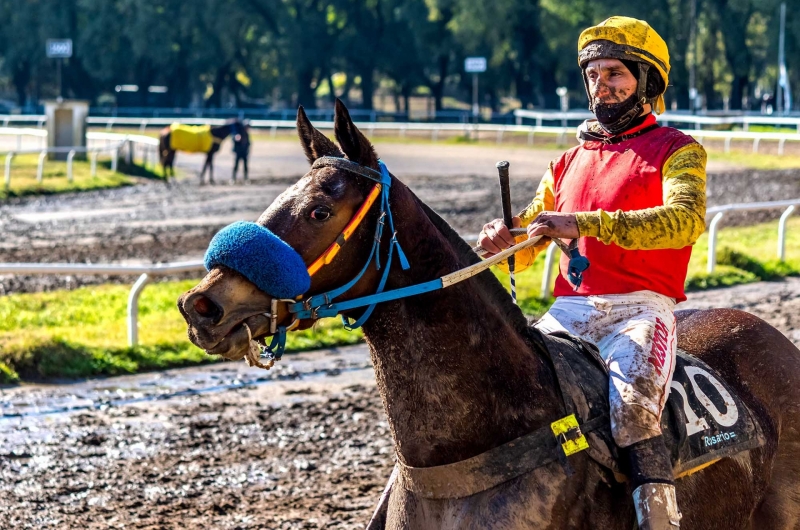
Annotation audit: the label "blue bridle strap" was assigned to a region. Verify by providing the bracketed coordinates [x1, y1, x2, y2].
[261, 158, 410, 359]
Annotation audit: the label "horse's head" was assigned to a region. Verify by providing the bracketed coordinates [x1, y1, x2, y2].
[179, 100, 390, 360]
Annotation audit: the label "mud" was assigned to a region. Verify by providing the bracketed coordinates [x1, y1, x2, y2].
[0, 346, 395, 529]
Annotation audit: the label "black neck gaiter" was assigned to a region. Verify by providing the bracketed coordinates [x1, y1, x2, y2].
[594, 93, 644, 135]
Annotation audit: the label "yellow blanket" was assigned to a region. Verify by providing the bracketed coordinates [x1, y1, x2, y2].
[169, 124, 213, 153]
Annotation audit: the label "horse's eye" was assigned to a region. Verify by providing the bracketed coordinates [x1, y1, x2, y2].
[310, 206, 331, 221]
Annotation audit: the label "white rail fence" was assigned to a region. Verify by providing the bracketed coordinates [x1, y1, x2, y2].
[1, 132, 159, 189]
[513, 109, 800, 132]
[3, 115, 800, 154]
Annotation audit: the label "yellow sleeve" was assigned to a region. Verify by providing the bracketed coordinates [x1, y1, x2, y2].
[495, 165, 556, 274]
[574, 142, 707, 249]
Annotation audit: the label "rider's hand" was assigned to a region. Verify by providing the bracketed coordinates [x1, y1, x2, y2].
[478, 216, 521, 257]
[527, 212, 579, 240]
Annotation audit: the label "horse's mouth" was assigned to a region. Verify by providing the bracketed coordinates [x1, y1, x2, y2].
[196, 313, 274, 361]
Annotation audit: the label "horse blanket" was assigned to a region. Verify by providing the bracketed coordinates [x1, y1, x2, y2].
[169, 124, 213, 153]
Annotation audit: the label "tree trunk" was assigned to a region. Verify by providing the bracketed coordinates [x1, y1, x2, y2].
[297, 68, 317, 109]
[431, 55, 449, 111]
[360, 67, 374, 110]
[206, 66, 228, 108]
[729, 75, 750, 111]
[12, 62, 31, 107]
[327, 72, 337, 105]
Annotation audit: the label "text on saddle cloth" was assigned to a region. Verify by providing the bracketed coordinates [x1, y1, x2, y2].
[543, 333, 765, 478]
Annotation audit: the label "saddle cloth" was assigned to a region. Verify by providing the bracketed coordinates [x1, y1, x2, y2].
[543, 332, 766, 478]
[169, 124, 213, 153]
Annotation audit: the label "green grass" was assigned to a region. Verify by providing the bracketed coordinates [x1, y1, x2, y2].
[706, 149, 800, 170]
[0, 154, 162, 200]
[0, 279, 361, 384]
[2, 217, 799, 384]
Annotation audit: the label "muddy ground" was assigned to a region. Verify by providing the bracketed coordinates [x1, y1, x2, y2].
[1, 138, 800, 528]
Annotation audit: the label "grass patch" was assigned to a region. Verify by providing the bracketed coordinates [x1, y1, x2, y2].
[0, 279, 362, 383]
[0, 155, 162, 200]
[706, 149, 800, 170]
[2, 218, 799, 383]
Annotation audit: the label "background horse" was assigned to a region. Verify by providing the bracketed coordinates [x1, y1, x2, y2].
[159, 119, 243, 184]
[179, 100, 800, 529]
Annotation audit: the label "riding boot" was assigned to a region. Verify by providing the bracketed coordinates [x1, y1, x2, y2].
[632, 483, 681, 529]
[626, 435, 681, 529]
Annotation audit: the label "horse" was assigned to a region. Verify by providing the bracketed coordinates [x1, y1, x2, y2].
[178, 99, 800, 529]
[158, 119, 243, 184]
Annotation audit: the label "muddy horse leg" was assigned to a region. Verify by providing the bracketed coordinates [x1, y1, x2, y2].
[206, 152, 215, 185]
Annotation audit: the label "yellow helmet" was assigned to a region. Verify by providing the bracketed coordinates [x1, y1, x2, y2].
[578, 16, 669, 114]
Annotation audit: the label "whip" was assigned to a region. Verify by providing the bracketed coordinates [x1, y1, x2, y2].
[496, 161, 516, 304]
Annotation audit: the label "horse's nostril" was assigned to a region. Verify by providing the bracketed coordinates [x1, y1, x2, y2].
[192, 294, 222, 322]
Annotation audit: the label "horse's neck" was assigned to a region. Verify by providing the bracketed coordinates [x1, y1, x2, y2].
[212, 124, 233, 139]
[361, 186, 562, 468]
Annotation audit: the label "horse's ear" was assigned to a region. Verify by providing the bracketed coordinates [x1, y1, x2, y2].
[333, 98, 378, 169]
[297, 106, 342, 164]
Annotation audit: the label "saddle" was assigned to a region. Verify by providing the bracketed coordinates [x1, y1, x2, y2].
[542, 331, 766, 479]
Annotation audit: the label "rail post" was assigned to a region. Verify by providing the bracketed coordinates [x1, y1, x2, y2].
[111, 148, 119, 173]
[67, 150, 76, 183]
[90, 151, 98, 177]
[778, 205, 796, 261]
[4, 152, 13, 189]
[127, 273, 151, 347]
[541, 242, 558, 299]
[37, 151, 46, 182]
[707, 211, 725, 273]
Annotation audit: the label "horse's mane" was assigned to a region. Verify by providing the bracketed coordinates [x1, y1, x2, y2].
[416, 199, 532, 336]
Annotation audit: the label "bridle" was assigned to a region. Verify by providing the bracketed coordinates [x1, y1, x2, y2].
[253, 156, 410, 361]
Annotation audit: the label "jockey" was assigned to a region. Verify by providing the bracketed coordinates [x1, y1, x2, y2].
[479, 16, 706, 530]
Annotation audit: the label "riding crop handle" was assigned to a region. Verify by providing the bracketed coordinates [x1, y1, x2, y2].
[496, 161, 515, 270]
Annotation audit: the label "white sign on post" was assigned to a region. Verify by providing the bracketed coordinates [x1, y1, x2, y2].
[46, 39, 73, 58]
[464, 57, 487, 73]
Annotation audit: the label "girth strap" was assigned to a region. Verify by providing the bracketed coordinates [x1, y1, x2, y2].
[396, 415, 608, 499]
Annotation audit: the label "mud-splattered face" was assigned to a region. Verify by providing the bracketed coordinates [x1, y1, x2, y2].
[585, 58, 638, 107]
[177, 166, 368, 361]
